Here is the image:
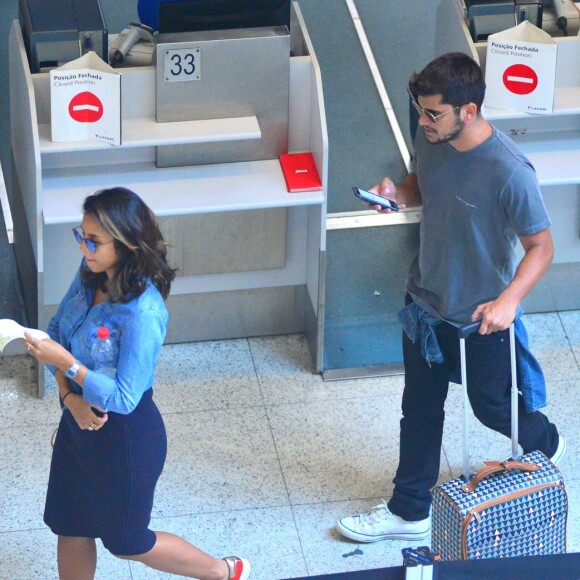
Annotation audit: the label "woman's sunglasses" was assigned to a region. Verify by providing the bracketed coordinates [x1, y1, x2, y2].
[72, 226, 113, 254]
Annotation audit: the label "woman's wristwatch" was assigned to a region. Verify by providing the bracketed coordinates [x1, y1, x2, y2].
[64, 360, 82, 379]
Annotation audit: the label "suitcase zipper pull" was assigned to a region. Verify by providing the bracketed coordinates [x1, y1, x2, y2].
[470, 509, 482, 524]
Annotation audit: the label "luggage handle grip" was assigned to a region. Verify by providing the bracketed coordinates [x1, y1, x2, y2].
[458, 320, 481, 339]
[461, 460, 540, 493]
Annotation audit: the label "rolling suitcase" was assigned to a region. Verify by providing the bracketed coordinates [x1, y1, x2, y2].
[431, 322, 568, 561]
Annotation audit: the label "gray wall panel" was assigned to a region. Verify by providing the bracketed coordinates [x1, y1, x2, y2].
[324, 223, 419, 370]
[356, 0, 439, 152]
[0, 2, 21, 325]
[297, 0, 437, 371]
[297, 0, 408, 214]
[0, 2, 18, 199]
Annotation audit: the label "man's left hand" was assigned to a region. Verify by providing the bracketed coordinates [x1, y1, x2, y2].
[471, 298, 517, 335]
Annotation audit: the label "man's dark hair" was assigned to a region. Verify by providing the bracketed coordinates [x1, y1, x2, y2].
[408, 52, 485, 112]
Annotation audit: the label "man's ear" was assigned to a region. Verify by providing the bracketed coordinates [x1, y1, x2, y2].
[462, 102, 479, 121]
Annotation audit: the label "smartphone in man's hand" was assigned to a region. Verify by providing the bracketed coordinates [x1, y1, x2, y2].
[353, 186, 399, 211]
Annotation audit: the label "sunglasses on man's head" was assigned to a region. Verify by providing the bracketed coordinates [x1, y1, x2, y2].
[407, 86, 461, 124]
[72, 226, 113, 253]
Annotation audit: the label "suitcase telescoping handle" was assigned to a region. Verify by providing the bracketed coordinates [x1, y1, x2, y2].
[458, 321, 519, 483]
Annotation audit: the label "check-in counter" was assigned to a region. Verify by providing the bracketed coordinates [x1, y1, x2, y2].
[9, 4, 328, 395]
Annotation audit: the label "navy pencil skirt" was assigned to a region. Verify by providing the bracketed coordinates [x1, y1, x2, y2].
[44, 388, 167, 555]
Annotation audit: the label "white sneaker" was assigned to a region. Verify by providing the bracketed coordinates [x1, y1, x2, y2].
[335, 500, 430, 542]
[550, 435, 566, 467]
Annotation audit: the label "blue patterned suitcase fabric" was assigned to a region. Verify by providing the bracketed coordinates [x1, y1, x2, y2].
[432, 450, 567, 561]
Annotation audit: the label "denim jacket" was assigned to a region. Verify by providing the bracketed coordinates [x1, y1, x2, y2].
[47, 262, 168, 415]
[398, 302, 547, 413]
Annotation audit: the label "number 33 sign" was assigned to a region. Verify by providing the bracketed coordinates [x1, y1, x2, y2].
[163, 48, 201, 82]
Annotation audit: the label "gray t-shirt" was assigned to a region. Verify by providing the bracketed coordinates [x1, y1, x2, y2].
[407, 126, 551, 325]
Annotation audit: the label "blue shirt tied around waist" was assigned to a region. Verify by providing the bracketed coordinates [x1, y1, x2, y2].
[397, 302, 546, 413]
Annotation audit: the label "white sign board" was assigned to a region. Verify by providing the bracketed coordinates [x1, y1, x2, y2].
[484, 21, 557, 115]
[50, 52, 122, 145]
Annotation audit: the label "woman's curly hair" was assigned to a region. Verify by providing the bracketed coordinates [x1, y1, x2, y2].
[81, 187, 177, 302]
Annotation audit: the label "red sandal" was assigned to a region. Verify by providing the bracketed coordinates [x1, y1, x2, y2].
[223, 556, 251, 580]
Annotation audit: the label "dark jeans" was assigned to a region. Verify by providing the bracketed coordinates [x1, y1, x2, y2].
[387, 320, 559, 522]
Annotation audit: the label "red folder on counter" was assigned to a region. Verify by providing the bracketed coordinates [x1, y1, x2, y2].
[279, 152, 322, 192]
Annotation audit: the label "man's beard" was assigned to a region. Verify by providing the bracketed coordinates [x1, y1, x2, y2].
[424, 117, 465, 145]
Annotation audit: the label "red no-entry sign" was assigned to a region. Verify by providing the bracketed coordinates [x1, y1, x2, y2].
[68, 92, 104, 123]
[502, 64, 538, 95]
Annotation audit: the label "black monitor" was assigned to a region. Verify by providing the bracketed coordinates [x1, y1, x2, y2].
[138, 0, 290, 33]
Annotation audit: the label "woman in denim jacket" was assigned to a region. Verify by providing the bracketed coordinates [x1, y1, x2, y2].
[25, 187, 250, 580]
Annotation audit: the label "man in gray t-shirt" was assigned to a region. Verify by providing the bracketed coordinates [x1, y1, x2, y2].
[336, 52, 563, 544]
[407, 124, 551, 325]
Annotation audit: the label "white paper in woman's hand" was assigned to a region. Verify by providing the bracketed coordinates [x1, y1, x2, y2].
[0, 319, 49, 352]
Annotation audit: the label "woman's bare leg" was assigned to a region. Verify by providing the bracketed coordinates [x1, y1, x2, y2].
[57, 536, 97, 580]
[118, 531, 229, 580]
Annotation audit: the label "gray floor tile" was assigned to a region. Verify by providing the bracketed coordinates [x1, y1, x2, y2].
[0, 528, 59, 580]
[564, 478, 580, 554]
[0, 423, 57, 532]
[442, 386, 522, 475]
[96, 552, 134, 580]
[292, 500, 424, 577]
[441, 383, 573, 471]
[154, 339, 262, 414]
[0, 485, 48, 534]
[442, 379, 577, 478]
[523, 312, 580, 382]
[0, 321, 578, 579]
[267, 396, 449, 505]
[545, 380, 580, 477]
[267, 397, 400, 505]
[0, 355, 60, 428]
[129, 507, 307, 580]
[153, 407, 289, 517]
[250, 335, 405, 406]
[559, 310, 580, 365]
[0, 528, 132, 580]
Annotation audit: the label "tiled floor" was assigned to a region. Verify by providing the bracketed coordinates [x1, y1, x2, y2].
[0, 311, 578, 579]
